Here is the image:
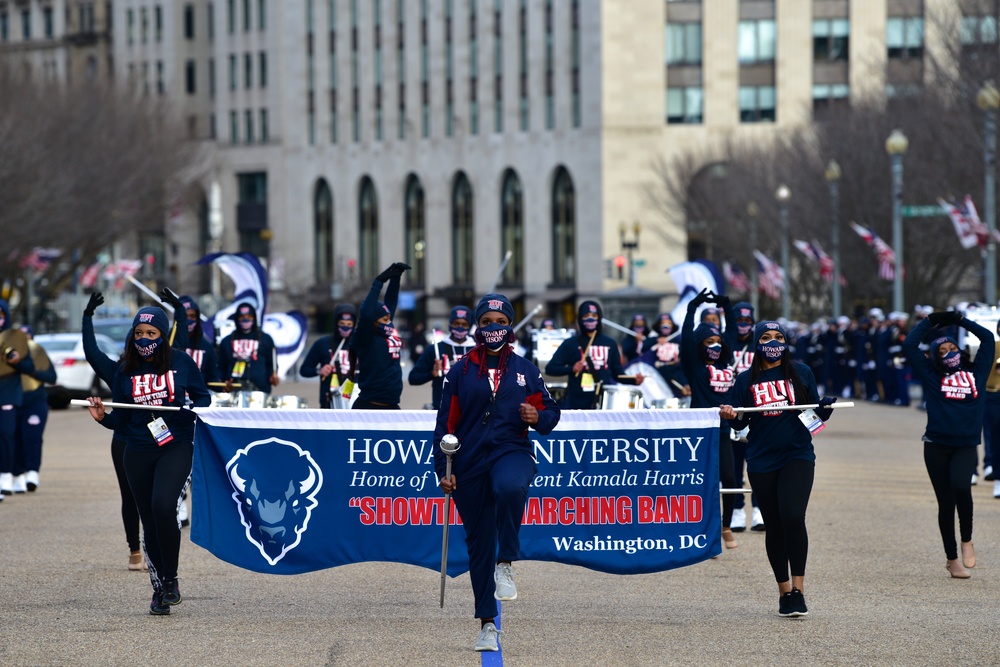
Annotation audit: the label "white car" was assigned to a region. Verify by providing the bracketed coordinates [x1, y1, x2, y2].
[34, 333, 120, 408]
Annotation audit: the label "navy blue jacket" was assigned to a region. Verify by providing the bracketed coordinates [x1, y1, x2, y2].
[725, 362, 831, 474]
[904, 317, 996, 447]
[353, 276, 403, 405]
[218, 329, 276, 394]
[434, 347, 560, 481]
[408, 336, 476, 409]
[546, 332, 625, 409]
[300, 334, 352, 408]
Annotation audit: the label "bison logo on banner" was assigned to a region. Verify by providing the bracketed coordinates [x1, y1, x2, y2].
[225, 438, 324, 565]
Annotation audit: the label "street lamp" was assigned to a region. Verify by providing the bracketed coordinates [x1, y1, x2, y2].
[825, 159, 842, 318]
[977, 81, 1000, 305]
[775, 184, 791, 321]
[885, 129, 909, 313]
[619, 221, 641, 288]
[746, 201, 760, 315]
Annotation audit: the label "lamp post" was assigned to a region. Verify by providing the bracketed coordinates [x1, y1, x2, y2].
[747, 201, 760, 315]
[977, 81, 1000, 305]
[825, 160, 842, 318]
[885, 129, 908, 313]
[619, 221, 641, 288]
[775, 184, 791, 320]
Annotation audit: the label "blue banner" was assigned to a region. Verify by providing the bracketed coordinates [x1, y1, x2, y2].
[191, 408, 720, 576]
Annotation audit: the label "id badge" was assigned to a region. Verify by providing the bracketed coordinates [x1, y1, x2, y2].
[147, 417, 174, 446]
[329, 375, 340, 391]
[581, 372, 595, 392]
[341, 379, 355, 399]
[231, 360, 246, 378]
[797, 408, 826, 435]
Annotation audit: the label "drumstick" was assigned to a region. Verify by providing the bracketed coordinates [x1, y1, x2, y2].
[574, 331, 597, 378]
[70, 399, 181, 412]
[208, 382, 242, 388]
[432, 329, 441, 361]
[731, 402, 855, 414]
[512, 304, 544, 334]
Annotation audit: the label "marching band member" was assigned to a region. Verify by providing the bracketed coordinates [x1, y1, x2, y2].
[434, 293, 560, 652]
[15, 326, 55, 494]
[350, 262, 409, 410]
[545, 300, 642, 410]
[726, 301, 763, 533]
[632, 313, 689, 396]
[681, 289, 739, 549]
[408, 305, 475, 410]
[903, 310, 996, 579]
[176, 295, 221, 386]
[84, 305, 211, 615]
[720, 320, 836, 617]
[985, 319, 1000, 497]
[0, 299, 35, 498]
[219, 303, 278, 394]
[620, 313, 650, 364]
[300, 303, 357, 408]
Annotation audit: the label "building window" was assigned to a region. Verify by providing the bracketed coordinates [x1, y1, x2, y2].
[125, 9, 132, 44]
[237, 172, 269, 259]
[396, 0, 405, 140]
[308, 0, 316, 145]
[2, 12, 9, 42]
[359, 177, 380, 281]
[812, 84, 849, 111]
[738, 19, 775, 64]
[209, 58, 216, 96]
[446, 0, 455, 136]
[452, 173, 474, 285]
[469, 0, 478, 134]
[518, 0, 528, 131]
[666, 22, 702, 65]
[420, 0, 429, 137]
[209, 113, 217, 139]
[259, 0, 266, 31]
[156, 61, 164, 95]
[245, 53, 253, 89]
[552, 166, 576, 285]
[500, 170, 524, 285]
[260, 108, 269, 142]
[961, 15, 998, 46]
[230, 110, 239, 143]
[886, 17, 923, 59]
[570, 0, 580, 127]
[374, 0, 383, 141]
[544, 0, 553, 129]
[245, 109, 254, 143]
[141, 7, 148, 42]
[404, 176, 426, 287]
[331, 0, 339, 144]
[43, 6, 53, 39]
[666, 87, 703, 124]
[813, 19, 848, 62]
[208, 2, 215, 39]
[186, 60, 197, 94]
[352, 0, 360, 142]
[739, 85, 776, 123]
[243, 0, 252, 31]
[229, 54, 237, 89]
[184, 4, 195, 39]
[314, 179, 335, 284]
[155, 5, 163, 42]
[493, 0, 503, 133]
[228, 0, 235, 33]
[259, 52, 267, 88]
[22, 8, 31, 40]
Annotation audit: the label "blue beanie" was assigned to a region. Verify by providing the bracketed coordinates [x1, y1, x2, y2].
[930, 336, 959, 357]
[474, 293, 515, 324]
[734, 301, 755, 321]
[693, 323, 721, 346]
[753, 320, 788, 342]
[132, 307, 170, 337]
[450, 305, 472, 324]
[178, 295, 199, 314]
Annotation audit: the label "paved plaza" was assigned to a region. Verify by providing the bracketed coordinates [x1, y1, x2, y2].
[1, 380, 998, 666]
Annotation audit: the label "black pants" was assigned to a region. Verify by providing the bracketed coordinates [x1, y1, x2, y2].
[923, 441, 975, 561]
[124, 441, 192, 586]
[111, 437, 141, 552]
[748, 459, 814, 583]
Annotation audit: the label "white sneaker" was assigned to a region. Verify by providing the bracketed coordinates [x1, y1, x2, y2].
[474, 622, 499, 652]
[994, 480, 1000, 498]
[12, 474, 27, 493]
[25, 470, 39, 491]
[494, 562, 517, 601]
[972, 474, 979, 486]
[0, 472, 13, 495]
[730, 507, 747, 532]
[751, 507, 766, 532]
[177, 497, 189, 527]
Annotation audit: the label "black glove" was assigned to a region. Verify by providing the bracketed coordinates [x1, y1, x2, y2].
[687, 288, 711, 311]
[715, 294, 732, 310]
[83, 292, 105, 318]
[818, 396, 837, 409]
[391, 261, 412, 273]
[927, 311, 962, 327]
[375, 265, 395, 283]
[160, 288, 185, 314]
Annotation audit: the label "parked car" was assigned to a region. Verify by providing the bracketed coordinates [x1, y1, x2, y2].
[34, 333, 120, 409]
[91, 317, 134, 351]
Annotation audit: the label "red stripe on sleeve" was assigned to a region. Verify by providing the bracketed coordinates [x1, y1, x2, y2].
[446, 394, 462, 434]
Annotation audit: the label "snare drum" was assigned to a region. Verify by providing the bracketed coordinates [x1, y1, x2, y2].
[269, 395, 308, 409]
[600, 385, 645, 410]
[209, 391, 234, 408]
[233, 390, 269, 409]
[532, 329, 574, 367]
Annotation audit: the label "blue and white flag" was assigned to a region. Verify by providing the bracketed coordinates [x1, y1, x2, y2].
[668, 259, 724, 325]
[191, 408, 721, 576]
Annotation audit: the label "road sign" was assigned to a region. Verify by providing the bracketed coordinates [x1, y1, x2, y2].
[901, 205, 943, 218]
[634, 259, 647, 268]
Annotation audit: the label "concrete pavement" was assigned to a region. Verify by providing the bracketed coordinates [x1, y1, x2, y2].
[1, 380, 999, 666]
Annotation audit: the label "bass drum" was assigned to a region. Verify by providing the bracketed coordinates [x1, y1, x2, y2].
[600, 385, 645, 410]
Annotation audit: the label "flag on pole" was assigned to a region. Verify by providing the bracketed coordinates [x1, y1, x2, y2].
[752, 250, 784, 299]
[722, 261, 751, 294]
[792, 240, 842, 285]
[668, 260, 724, 326]
[938, 197, 982, 250]
[849, 222, 896, 281]
[19, 247, 61, 272]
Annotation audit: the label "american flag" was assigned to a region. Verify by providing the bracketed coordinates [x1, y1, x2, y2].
[19, 247, 61, 272]
[849, 222, 896, 281]
[938, 196, 982, 250]
[722, 261, 751, 293]
[793, 240, 841, 284]
[752, 250, 784, 299]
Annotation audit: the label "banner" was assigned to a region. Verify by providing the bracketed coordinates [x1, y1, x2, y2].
[668, 260, 724, 327]
[191, 409, 721, 576]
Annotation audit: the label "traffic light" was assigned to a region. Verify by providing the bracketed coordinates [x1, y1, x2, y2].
[614, 255, 626, 280]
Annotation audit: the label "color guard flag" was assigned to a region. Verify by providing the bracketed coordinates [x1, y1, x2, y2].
[752, 250, 784, 299]
[849, 222, 896, 280]
[723, 261, 751, 294]
[668, 260, 724, 326]
[938, 196, 1000, 251]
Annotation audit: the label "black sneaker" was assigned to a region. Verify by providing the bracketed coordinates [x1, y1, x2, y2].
[778, 588, 808, 617]
[149, 589, 170, 615]
[161, 578, 182, 606]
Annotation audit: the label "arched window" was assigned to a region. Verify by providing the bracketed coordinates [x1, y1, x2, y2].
[358, 176, 379, 280]
[452, 172, 474, 284]
[314, 178, 334, 284]
[404, 175, 426, 286]
[552, 166, 576, 285]
[500, 169, 523, 285]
